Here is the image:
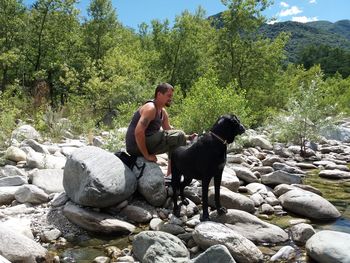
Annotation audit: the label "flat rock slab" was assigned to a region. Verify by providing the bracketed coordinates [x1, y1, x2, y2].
[211, 209, 288, 244]
[63, 202, 135, 234]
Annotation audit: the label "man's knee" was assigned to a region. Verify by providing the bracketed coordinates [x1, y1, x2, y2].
[172, 130, 186, 146]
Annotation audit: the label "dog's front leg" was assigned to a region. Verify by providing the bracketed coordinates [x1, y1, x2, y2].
[214, 170, 227, 215]
[201, 178, 210, 221]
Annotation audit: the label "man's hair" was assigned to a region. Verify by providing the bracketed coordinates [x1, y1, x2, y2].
[154, 83, 174, 98]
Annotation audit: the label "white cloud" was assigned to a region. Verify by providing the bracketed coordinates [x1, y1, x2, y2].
[280, 1, 289, 8]
[309, 0, 317, 3]
[279, 6, 302, 17]
[267, 19, 279, 25]
[292, 16, 318, 23]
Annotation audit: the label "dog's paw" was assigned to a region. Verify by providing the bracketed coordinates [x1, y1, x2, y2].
[217, 207, 227, 215]
[200, 215, 210, 222]
[182, 198, 189, 206]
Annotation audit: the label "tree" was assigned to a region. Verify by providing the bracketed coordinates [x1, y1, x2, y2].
[24, 0, 82, 106]
[0, 0, 26, 91]
[141, 7, 216, 95]
[297, 44, 350, 78]
[215, 0, 272, 88]
[83, 0, 120, 65]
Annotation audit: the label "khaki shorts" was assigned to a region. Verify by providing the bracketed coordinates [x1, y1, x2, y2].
[128, 130, 186, 159]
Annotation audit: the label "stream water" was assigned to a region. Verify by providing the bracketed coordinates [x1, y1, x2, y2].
[51, 169, 350, 262]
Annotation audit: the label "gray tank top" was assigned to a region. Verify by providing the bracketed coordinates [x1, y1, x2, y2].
[125, 100, 163, 152]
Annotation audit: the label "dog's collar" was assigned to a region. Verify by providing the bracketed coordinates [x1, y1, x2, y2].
[209, 131, 227, 145]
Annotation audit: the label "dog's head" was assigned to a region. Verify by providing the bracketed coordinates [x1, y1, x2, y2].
[210, 114, 245, 144]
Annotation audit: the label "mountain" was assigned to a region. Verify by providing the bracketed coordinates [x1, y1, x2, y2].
[259, 20, 350, 63]
[209, 13, 350, 64]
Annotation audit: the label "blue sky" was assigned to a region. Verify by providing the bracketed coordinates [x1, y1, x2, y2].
[23, 0, 350, 29]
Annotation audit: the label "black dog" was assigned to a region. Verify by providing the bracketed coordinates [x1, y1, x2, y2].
[171, 114, 245, 221]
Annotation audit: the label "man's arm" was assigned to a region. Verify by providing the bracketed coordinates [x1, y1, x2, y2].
[135, 104, 157, 162]
[161, 109, 172, 130]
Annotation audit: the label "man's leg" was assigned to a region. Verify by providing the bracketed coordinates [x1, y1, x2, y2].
[146, 130, 186, 176]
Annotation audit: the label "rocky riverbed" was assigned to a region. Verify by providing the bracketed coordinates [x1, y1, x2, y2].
[1, 124, 350, 263]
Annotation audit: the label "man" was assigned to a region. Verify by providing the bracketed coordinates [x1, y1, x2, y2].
[126, 83, 194, 178]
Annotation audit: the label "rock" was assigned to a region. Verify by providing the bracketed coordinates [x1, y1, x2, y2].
[262, 156, 283, 167]
[270, 246, 296, 262]
[11, 124, 42, 143]
[0, 186, 19, 205]
[250, 192, 265, 206]
[294, 162, 317, 170]
[230, 165, 259, 183]
[22, 139, 50, 154]
[251, 166, 274, 175]
[306, 230, 350, 263]
[26, 151, 66, 169]
[260, 203, 274, 214]
[63, 146, 137, 207]
[273, 184, 296, 197]
[210, 167, 240, 192]
[14, 184, 49, 204]
[41, 229, 62, 242]
[279, 189, 341, 220]
[292, 184, 323, 196]
[208, 186, 255, 213]
[319, 169, 350, 179]
[272, 162, 305, 174]
[211, 209, 289, 244]
[0, 176, 27, 186]
[158, 223, 185, 235]
[133, 231, 189, 263]
[0, 228, 47, 263]
[247, 135, 273, 150]
[0, 165, 27, 177]
[261, 170, 302, 186]
[31, 169, 64, 193]
[0, 218, 34, 239]
[134, 157, 167, 206]
[149, 218, 164, 231]
[290, 223, 315, 245]
[119, 205, 152, 223]
[63, 202, 135, 234]
[246, 182, 273, 195]
[191, 244, 236, 263]
[4, 146, 27, 162]
[192, 221, 263, 263]
[50, 192, 69, 207]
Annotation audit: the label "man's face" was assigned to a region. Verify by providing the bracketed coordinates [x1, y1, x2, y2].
[159, 89, 173, 107]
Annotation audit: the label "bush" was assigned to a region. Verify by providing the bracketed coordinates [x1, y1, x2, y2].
[0, 82, 31, 148]
[172, 76, 252, 134]
[267, 78, 338, 155]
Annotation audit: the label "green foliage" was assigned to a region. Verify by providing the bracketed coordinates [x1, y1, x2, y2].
[267, 77, 338, 154]
[41, 106, 73, 141]
[84, 0, 120, 63]
[297, 44, 350, 78]
[101, 129, 126, 152]
[172, 75, 252, 134]
[259, 20, 350, 63]
[0, 82, 30, 148]
[0, 0, 349, 143]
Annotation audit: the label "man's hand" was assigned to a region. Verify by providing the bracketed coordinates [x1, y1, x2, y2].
[145, 154, 157, 162]
[187, 133, 198, 141]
